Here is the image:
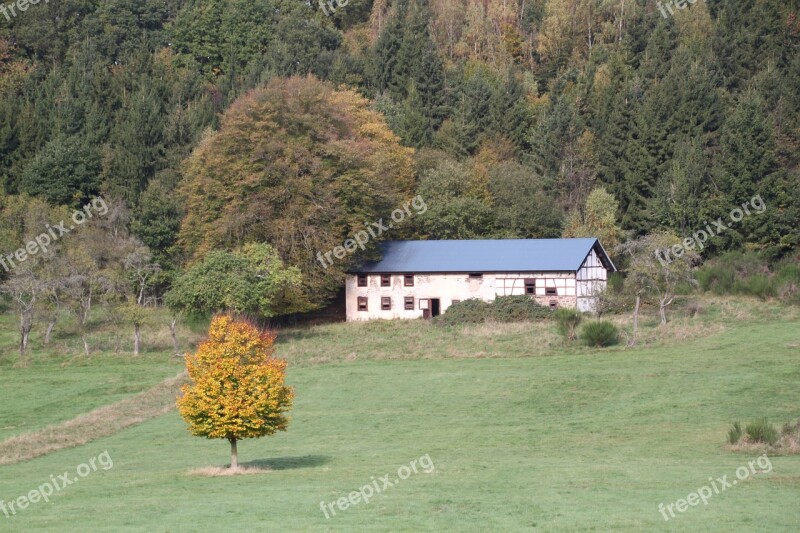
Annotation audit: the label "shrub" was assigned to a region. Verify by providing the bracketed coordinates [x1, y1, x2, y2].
[435, 299, 491, 325]
[697, 251, 765, 295]
[491, 296, 552, 322]
[735, 274, 776, 299]
[728, 421, 743, 444]
[554, 308, 582, 341]
[696, 251, 800, 304]
[435, 296, 552, 326]
[745, 418, 779, 446]
[775, 261, 800, 305]
[581, 321, 620, 347]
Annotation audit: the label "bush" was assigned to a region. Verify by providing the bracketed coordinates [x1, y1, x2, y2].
[491, 296, 552, 322]
[775, 261, 800, 305]
[728, 421, 743, 444]
[745, 418, 779, 446]
[697, 251, 766, 295]
[435, 296, 552, 326]
[581, 321, 619, 347]
[735, 274, 777, 299]
[435, 299, 491, 325]
[696, 251, 800, 304]
[595, 279, 632, 315]
[554, 308, 582, 341]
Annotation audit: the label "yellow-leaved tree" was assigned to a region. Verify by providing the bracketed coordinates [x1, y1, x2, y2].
[177, 315, 294, 469]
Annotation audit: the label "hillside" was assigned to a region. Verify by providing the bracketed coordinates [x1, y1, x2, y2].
[1, 0, 798, 318]
[0, 297, 798, 530]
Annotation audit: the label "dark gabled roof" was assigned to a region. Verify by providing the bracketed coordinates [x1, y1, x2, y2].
[353, 238, 616, 274]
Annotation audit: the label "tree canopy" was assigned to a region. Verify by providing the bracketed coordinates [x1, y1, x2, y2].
[178, 75, 415, 310]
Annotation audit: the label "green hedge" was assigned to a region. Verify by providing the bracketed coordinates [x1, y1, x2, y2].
[435, 296, 552, 326]
[697, 251, 800, 304]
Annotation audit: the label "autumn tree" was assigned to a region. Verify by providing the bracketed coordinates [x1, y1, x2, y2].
[177, 315, 294, 469]
[563, 187, 623, 253]
[178, 76, 414, 311]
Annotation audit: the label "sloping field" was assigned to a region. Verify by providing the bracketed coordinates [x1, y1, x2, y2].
[0, 317, 798, 531]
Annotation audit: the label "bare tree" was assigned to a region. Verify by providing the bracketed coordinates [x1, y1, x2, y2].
[169, 316, 181, 356]
[123, 245, 160, 306]
[618, 232, 699, 342]
[1, 262, 42, 361]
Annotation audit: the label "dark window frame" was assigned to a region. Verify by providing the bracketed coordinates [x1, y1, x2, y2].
[404, 297, 415, 310]
[524, 278, 536, 295]
[357, 296, 368, 311]
[380, 275, 391, 287]
[546, 287, 558, 296]
[381, 297, 392, 311]
[404, 274, 415, 287]
[469, 273, 483, 279]
[357, 274, 368, 287]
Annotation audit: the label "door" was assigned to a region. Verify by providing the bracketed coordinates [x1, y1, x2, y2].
[431, 299, 441, 318]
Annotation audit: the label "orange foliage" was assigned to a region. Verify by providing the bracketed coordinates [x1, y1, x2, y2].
[177, 316, 294, 441]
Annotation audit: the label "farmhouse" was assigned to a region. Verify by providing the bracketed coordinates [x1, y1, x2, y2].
[345, 238, 616, 321]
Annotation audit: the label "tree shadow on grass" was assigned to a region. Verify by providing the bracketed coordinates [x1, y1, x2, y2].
[239, 454, 330, 471]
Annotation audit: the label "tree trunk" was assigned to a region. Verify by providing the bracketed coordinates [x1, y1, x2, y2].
[170, 318, 180, 355]
[229, 438, 238, 469]
[82, 335, 90, 356]
[19, 308, 33, 360]
[45, 320, 56, 344]
[134, 324, 141, 356]
[19, 325, 30, 360]
[632, 294, 641, 346]
[659, 298, 667, 325]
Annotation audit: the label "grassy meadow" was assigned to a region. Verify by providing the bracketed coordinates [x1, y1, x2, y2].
[0, 297, 798, 531]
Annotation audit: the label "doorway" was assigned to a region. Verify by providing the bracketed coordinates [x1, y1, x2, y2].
[431, 298, 441, 318]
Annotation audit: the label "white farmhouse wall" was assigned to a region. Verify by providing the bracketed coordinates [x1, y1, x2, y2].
[346, 272, 580, 321]
[576, 248, 608, 312]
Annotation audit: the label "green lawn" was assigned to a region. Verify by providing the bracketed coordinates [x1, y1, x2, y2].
[1, 311, 799, 531]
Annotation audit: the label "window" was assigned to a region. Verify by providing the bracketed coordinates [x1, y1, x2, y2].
[525, 278, 536, 295]
[357, 297, 368, 311]
[404, 297, 415, 310]
[381, 275, 391, 287]
[357, 274, 368, 287]
[549, 300, 558, 309]
[452, 299, 461, 305]
[469, 273, 483, 279]
[546, 287, 558, 296]
[381, 297, 392, 311]
[404, 274, 414, 287]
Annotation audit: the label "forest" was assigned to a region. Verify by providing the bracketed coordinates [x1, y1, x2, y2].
[1, 0, 798, 336]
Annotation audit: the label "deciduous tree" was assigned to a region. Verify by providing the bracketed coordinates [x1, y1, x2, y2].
[177, 315, 294, 469]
